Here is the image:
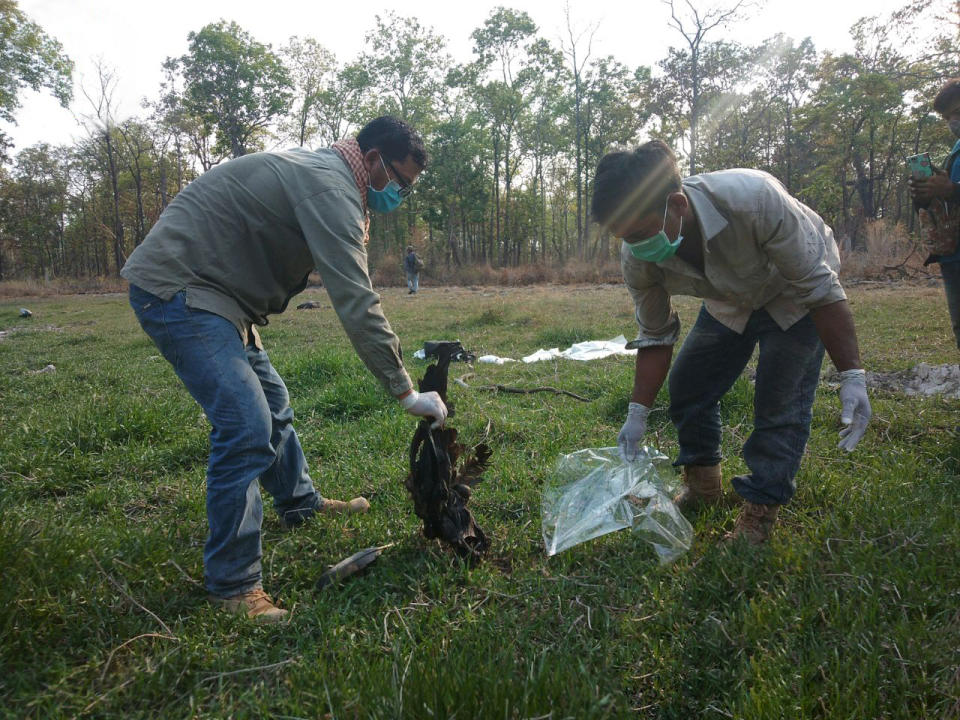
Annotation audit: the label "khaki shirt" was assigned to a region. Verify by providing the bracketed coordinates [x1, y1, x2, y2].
[121, 147, 412, 395]
[622, 169, 845, 348]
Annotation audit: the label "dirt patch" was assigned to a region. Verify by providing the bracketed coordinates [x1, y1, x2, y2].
[820, 363, 960, 398]
[865, 363, 960, 399]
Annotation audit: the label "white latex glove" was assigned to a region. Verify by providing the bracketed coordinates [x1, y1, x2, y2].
[617, 401, 651, 462]
[400, 390, 448, 429]
[837, 369, 871, 452]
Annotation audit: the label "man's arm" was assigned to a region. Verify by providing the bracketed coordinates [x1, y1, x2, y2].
[630, 344, 674, 406]
[809, 299, 862, 371]
[810, 298, 872, 451]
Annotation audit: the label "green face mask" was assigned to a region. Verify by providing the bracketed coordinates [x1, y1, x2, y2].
[626, 203, 683, 262]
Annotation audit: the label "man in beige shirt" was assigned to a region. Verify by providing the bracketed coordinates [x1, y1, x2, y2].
[122, 116, 447, 622]
[591, 140, 872, 545]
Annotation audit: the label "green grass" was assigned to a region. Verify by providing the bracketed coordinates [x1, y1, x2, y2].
[1, 283, 958, 719]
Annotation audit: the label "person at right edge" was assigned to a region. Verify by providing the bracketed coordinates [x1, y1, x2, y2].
[909, 78, 960, 350]
[591, 140, 872, 545]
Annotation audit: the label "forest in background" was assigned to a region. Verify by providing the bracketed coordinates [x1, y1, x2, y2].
[1, 0, 959, 283]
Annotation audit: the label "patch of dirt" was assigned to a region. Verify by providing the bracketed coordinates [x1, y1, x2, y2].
[865, 363, 960, 399]
[819, 363, 960, 398]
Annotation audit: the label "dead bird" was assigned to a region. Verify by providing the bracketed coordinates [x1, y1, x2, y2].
[406, 344, 491, 558]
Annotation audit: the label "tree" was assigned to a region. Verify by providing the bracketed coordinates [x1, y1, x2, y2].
[662, 0, 755, 174]
[470, 6, 538, 265]
[2, 143, 70, 278]
[561, 2, 597, 258]
[0, 0, 72, 162]
[279, 36, 337, 148]
[166, 20, 292, 159]
[80, 62, 126, 276]
[756, 35, 817, 191]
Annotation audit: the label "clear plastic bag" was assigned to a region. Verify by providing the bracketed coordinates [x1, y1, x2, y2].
[542, 446, 693, 564]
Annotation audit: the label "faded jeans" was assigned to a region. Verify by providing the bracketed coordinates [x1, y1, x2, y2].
[129, 285, 322, 596]
[941, 260, 960, 349]
[406, 271, 419, 293]
[668, 305, 825, 505]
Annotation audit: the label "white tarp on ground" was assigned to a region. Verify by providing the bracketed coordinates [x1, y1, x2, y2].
[478, 335, 635, 364]
[415, 336, 635, 364]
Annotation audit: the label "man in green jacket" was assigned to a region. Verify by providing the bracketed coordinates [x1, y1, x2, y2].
[122, 116, 446, 622]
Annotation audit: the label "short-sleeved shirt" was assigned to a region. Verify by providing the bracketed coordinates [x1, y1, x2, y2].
[121, 147, 412, 395]
[622, 169, 846, 348]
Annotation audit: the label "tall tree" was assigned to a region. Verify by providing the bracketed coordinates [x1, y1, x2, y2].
[166, 20, 292, 159]
[0, 0, 72, 162]
[662, 0, 754, 174]
[561, 3, 597, 258]
[471, 6, 538, 265]
[279, 36, 337, 148]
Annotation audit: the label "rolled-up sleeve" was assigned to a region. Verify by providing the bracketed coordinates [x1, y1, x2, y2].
[294, 189, 413, 396]
[622, 254, 681, 349]
[755, 180, 846, 309]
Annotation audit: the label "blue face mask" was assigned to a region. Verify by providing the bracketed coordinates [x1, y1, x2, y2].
[367, 154, 405, 213]
[625, 203, 683, 262]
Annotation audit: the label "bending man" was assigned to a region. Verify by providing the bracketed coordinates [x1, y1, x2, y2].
[592, 141, 871, 545]
[122, 116, 447, 621]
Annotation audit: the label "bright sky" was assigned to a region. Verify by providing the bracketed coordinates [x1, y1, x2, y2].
[4, 0, 910, 154]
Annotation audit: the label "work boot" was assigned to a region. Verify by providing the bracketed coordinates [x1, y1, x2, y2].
[209, 588, 288, 623]
[318, 496, 370, 515]
[725, 501, 780, 545]
[674, 464, 722, 511]
[279, 496, 370, 530]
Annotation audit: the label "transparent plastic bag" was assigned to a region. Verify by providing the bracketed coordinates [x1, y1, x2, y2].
[542, 446, 693, 564]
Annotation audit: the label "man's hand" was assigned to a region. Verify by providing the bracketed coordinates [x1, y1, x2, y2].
[837, 369, 871, 452]
[617, 402, 651, 462]
[909, 168, 954, 204]
[400, 390, 448, 428]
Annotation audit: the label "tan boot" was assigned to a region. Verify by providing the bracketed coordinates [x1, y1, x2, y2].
[725, 501, 780, 545]
[674, 464, 722, 511]
[209, 588, 288, 623]
[319, 496, 370, 515]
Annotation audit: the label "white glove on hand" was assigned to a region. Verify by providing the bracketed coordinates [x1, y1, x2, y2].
[837, 369, 871, 452]
[617, 402, 651, 462]
[400, 390, 448, 429]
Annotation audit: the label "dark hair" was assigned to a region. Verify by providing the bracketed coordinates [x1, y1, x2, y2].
[934, 79, 960, 115]
[590, 140, 682, 227]
[357, 116, 428, 169]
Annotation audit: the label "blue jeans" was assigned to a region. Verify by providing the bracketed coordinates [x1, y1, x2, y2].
[941, 261, 960, 349]
[668, 305, 825, 505]
[129, 285, 322, 596]
[406, 272, 419, 293]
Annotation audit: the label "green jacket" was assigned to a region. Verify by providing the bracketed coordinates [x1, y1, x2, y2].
[121, 147, 412, 396]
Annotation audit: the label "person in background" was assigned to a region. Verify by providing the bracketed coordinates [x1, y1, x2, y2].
[909, 77, 960, 349]
[121, 116, 447, 623]
[591, 140, 872, 545]
[404, 245, 423, 294]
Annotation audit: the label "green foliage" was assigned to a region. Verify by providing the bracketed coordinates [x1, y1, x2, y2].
[5, 1, 960, 278]
[168, 20, 292, 159]
[0, 285, 958, 717]
[0, 0, 72, 160]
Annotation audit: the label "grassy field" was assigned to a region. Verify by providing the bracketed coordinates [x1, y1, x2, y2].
[1, 282, 958, 719]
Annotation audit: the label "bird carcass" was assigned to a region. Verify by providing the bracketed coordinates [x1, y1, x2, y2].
[406, 343, 491, 558]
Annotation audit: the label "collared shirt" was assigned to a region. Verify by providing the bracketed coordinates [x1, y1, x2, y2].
[622, 168, 846, 348]
[121, 147, 412, 396]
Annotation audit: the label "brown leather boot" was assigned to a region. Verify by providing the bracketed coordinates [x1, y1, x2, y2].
[209, 588, 288, 623]
[674, 464, 722, 511]
[725, 501, 780, 545]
